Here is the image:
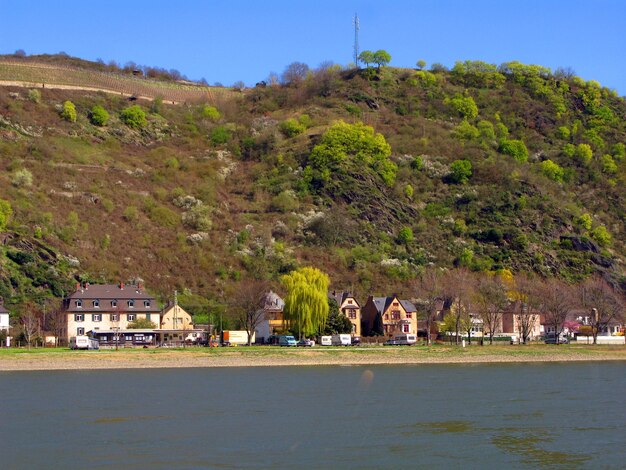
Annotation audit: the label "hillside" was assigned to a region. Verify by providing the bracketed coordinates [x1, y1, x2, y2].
[1, 56, 626, 316]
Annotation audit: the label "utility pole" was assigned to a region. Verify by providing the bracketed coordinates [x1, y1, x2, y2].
[353, 13, 360, 67]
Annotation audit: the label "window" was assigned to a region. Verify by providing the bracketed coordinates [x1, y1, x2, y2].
[144, 300, 151, 308]
[384, 314, 389, 320]
[146, 313, 151, 321]
[93, 314, 102, 322]
[127, 300, 134, 308]
[110, 313, 119, 322]
[406, 312, 412, 319]
[348, 310, 357, 319]
[391, 311, 401, 320]
[77, 327, 85, 335]
[75, 300, 82, 308]
[75, 314, 84, 322]
[93, 300, 100, 308]
[348, 300, 353, 304]
[403, 324, 410, 333]
[128, 314, 136, 321]
[392, 302, 399, 307]
[111, 300, 117, 308]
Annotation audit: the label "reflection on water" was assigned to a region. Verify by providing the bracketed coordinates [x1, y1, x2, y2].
[1, 362, 624, 469]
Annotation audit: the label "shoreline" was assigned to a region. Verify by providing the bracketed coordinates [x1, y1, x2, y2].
[1, 346, 625, 371]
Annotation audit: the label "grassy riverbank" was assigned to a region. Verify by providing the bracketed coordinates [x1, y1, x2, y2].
[0, 344, 624, 371]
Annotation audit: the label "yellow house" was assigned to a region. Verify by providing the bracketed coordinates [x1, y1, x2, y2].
[361, 295, 418, 337]
[330, 291, 362, 336]
[161, 303, 193, 330]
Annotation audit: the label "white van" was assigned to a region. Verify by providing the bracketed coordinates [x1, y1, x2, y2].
[331, 334, 351, 346]
[69, 335, 99, 350]
[394, 334, 417, 345]
[320, 336, 333, 346]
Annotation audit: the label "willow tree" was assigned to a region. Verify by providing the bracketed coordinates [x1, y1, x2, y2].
[281, 267, 330, 339]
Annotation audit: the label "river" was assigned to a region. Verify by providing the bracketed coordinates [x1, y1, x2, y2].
[1, 362, 624, 468]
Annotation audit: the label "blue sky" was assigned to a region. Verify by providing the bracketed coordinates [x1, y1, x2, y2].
[2, 0, 625, 94]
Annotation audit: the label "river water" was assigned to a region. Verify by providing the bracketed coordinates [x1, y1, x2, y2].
[1, 362, 624, 469]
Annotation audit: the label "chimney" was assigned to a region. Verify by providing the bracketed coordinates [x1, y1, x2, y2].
[75, 282, 80, 291]
[119, 281, 124, 290]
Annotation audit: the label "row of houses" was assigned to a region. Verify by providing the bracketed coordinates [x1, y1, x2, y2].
[2, 280, 624, 347]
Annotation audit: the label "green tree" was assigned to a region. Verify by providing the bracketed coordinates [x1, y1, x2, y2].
[591, 225, 611, 247]
[60, 100, 77, 122]
[281, 267, 330, 339]
[279, 118, 306, 137]
[372, 50, 391, 69]
[540, 159, 565, 182]
[499, 139, 529, 162]
[416, 59, 426, 70]
[576, 213, 592, 231]
[323, 298, 353, 335]
[128, 317, 157, 329]
[601, 154, 617, 174]
[0, 199, 13, 231]
[120, 105, 147, 128]
[449, 159, 472, 184]
[307, 120, 396, 187]
[210, 125, 231, 145]
[358, 50, 374, 68]
[449, 93, 478, 119]
[28, 89, 41, 103]
[89, 105, 110, 126]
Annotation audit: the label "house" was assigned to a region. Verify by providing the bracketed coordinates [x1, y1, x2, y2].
[158, 302, 205, 345]
[330, 291, 361, 336]
[63, 282, 161, 343]
[361, 295, 417, 337]
[500, 301, 542, 341]
[255, 291, 285, 342]
[0, 302, 9, 332]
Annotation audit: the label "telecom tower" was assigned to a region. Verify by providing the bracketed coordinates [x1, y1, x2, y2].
[353, 13, 360, 67]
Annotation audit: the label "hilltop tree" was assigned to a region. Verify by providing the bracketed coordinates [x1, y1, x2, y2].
[372, 50, 391, 69]
[416, 59, 426, 70]
[281, 267, 330, 339]
[358, 51, 374, 68]
[281, 62, 309, 86]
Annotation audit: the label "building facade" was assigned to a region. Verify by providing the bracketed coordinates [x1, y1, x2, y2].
[330, 291, 362, 336]
[361, 296, 418, 337]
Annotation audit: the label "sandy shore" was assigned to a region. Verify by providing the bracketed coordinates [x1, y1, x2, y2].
[1, 347, 625, 371]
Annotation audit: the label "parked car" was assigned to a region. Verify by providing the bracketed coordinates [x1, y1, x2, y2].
[351, 336, 361, 346]
[297, 339, 314, 347]
[279, 335, 297, 347]
[544, 334, 569, 344]
[384, 339, 401, 346]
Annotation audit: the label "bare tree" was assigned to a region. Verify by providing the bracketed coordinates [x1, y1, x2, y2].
[233, 279, 271, 346]
[411, 267, 444, 345]
[539, 279, 573, 344]
[281, 62, 310, 86]
[514, 274, 542, 344]
[580, 276, 624, 345]
[45, 299, 66, 347]
[474, 275, 508, 344]
[19, 302, 40, 349]
[443, 268, 475, 345]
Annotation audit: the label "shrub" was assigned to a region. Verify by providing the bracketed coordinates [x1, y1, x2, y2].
[60, 100, 77, 122]
[89, 105, 110, 126]
[591, 225, 611, 247]
[448, 159, 472, 184]
[210, 126, 231, 145]
[576, 213, 592, 231]
[279, 118, 306, 137]
[344, 103, 361, 116]
[557, 126, 570, 140]
[0, 199, 12, 230]
[601, 154, 617, 174]
[404, 184, 414, 199]
[202, 105, 221, 122]
[398, 226, 414, 244]
[12, 168, 33, 187]
[27, 89, 41, 103]
[270, 191, 299, 212]
[540, 159, 565, 182]
[120, 105, 147, 128]
[575, 143, 593, 165]
[499, 139, 528, 162]
[182, 205, 212, 231]
[122, 206, 138, 222]
[612, 143, 625, 161]
[453, 120, 479, 140]
[411, 156, 424, 171]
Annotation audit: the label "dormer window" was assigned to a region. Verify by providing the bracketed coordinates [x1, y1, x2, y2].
[144, 300, 151, 308]
[348, 300, 353, 304]
[93, 300, 100, 308]
[75, 300, 82, 309]
[128, 300, 135, 308]
[111, 300, 117, 308]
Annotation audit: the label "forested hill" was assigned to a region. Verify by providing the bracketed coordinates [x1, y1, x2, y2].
[1, 56, 626, 313]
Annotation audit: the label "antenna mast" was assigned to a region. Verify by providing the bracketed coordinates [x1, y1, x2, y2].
[353, 12, 360, 67]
